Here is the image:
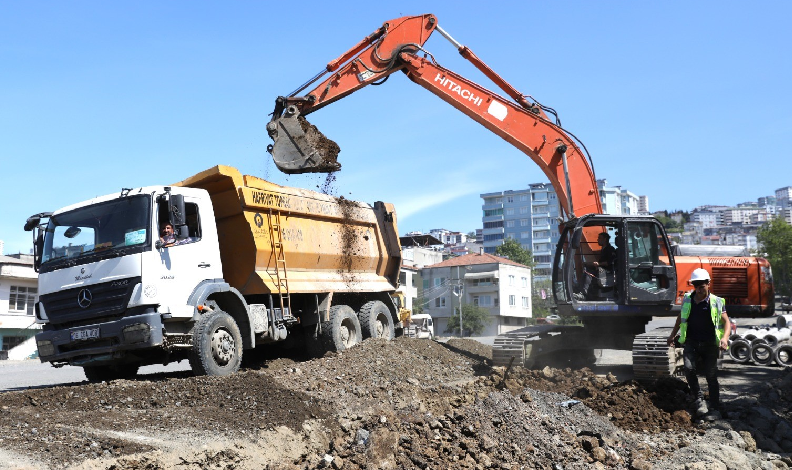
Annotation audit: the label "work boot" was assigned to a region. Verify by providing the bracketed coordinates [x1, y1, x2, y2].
[693, 398, 708, 417]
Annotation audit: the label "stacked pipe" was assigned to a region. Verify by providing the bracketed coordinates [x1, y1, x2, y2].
[728, 323, 792, 367]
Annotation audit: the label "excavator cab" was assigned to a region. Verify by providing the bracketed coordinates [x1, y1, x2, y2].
[552, 214, 677, 316]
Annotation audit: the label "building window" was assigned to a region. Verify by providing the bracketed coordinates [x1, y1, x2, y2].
[2, 336, 26, 351]
[521, 231, 530, 238]
[533, 230, 550, 238]
[506, 220, 515, 228]
[520, 206, 529, 214]
[521, 277, 528, 288]
[520, 194, 528, 202]
[473, 295, 493, 306]
[522, 296, 529, 308]
[9, 286, 37, 315]
[505, 208, 514, 216]
[434, 277, 446, 287]
[484, 209, 503, 217]
[494, 297, 499, 307]
[506, 196, 514, 203]
[504, 317, 512, 325]
[508, 275, 515, 286]
[520, 219, 529, 226]
[484, 221, 504, 229]
[435, 297, 446, 307]
[423, 279, 430, 289]
[509, 295, 516, 307]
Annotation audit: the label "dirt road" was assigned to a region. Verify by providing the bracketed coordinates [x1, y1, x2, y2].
[0, 336, 790, 470]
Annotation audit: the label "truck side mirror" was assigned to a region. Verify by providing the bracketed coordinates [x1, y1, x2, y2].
[169, 194, 186, 227]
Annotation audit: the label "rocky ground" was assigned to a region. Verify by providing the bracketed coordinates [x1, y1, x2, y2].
[0, 337, 790, 470]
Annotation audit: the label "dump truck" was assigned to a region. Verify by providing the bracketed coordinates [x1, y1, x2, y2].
[24, 165, 402, 380]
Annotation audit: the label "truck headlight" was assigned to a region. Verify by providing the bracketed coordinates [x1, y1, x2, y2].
[122, 324, 152, 344]
[37, 340, 55, 357]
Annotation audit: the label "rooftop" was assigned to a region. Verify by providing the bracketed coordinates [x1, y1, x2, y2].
[426, 252, 528, 269]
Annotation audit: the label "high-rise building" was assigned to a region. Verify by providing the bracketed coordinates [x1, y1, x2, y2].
[638, 195, 650, 214]
[480, 183, 560, 279]
[775, 186, 792, 208]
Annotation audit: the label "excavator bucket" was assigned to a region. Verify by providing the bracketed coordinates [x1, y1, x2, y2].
[266, 107, 341, 174]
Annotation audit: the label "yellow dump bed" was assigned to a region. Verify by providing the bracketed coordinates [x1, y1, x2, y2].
[176, 165, 401, 295]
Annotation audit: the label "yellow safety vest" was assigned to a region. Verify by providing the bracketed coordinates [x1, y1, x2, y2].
[679, 292, 725, 345]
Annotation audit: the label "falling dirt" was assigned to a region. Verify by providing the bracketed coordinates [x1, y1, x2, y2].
[336, 196, 361, 289]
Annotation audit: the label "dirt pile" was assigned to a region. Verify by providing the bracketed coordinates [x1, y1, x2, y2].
[297, 116, 341, 173]
[0, 338, 790, 469]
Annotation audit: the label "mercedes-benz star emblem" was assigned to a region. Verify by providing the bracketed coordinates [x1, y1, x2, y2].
[77, 289, 92, 308]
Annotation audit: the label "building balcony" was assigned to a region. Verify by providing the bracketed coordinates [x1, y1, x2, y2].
[482, 203, 504, 210]
[532, 237, 552, 245]
[482, 227, 505, 234]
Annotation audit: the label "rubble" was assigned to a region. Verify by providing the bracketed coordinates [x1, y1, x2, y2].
[0, 337, 789, 469]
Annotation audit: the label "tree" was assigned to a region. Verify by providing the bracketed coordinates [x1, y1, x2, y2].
[495, 238, 536, 268]
[412, 295, 425, 316]
[444, 303, 492, 336]
[531, 279, 555, 318]
[757, 218, 792, 298]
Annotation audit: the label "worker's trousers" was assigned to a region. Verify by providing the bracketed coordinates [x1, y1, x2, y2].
[682, 340, 720, 407]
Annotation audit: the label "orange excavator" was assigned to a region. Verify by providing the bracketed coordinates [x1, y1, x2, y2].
[265, 14, 774, 378]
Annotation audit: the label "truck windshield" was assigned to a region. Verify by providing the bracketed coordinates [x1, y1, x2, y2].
[41, 195, 151, 270]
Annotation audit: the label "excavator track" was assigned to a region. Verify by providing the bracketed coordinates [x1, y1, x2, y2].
[632, 327, 683, 381]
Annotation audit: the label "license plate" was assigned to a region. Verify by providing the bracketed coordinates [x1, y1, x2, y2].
[71, 327, 100, 341]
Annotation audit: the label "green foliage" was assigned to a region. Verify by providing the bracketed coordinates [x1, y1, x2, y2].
[495, 238, 536, 268]
[757, 218, 792, 297]
[412, 295, 425, 315]
[531, 279, 555, 318]
[444, 303, 492, 336]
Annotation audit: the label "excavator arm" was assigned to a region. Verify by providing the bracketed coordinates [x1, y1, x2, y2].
[267, 13, 602, 219]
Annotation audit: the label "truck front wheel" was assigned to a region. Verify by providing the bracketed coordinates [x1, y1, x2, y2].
[358, 300, 394, 340]
[321, 305, 362, 352]
[190, 310, 243, 376]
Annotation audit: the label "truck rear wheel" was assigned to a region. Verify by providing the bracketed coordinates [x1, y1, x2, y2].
[321, 305, 362, 352]
[83, 364, 139, 382]
[190, 310, 243, 376]
[358, 300, 394, 340]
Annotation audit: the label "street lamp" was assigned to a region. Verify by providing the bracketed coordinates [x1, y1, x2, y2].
[454, 265, 473, 338]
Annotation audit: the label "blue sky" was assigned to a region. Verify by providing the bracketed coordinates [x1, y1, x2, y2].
[2, 2, 791, 255]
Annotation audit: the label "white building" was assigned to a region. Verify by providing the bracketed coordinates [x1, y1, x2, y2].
[397, 265, 420, 312]
[638, 195, 650, 215]
[691, 211, 722, 229]
[420, 252, 532, 337]
[0, 254, 41, 359]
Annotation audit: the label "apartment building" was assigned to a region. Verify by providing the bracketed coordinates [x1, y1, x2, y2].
[480, 183, 560, 279]
[420, 252, 532, 337]
[0, 254, 40, 359]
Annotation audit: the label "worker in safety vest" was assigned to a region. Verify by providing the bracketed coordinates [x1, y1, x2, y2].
[666, 268, 731, 418]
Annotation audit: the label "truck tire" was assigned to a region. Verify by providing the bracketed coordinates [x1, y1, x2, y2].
[774, 344, 792, 367]
[321, 305, 362, 352]
[83, 364, 139, 382]
[190, 310, 243, 376]
[358, 300, 394, 340]
[728, 339, 751, 364]
[750, 343, 774, 366]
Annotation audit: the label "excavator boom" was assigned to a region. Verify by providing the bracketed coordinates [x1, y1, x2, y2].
[266, 13, 600, 218]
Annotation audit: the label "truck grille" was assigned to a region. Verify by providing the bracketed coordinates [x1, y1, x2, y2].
[41, 277, 141, 327]
[711, 267, 748, 298]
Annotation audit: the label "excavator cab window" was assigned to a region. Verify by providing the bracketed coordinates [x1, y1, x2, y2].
[625, 220, 677, 304]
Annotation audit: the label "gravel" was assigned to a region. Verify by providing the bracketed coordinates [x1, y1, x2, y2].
[0, 337, 790, 469]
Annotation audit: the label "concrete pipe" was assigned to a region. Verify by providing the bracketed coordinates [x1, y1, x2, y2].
[777, 314, 792, 329]
[750, 343, 775, 366]
[728, 339, 752, 364]
[763, 328, 790, 348]
[774, 344, 792, 367]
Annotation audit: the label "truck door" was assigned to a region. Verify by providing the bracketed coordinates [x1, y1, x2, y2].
[624, 220, 677, 305]
[152, 195, 222, 315]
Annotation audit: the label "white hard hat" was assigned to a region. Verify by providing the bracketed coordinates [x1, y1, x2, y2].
[690, 268, 711, 283]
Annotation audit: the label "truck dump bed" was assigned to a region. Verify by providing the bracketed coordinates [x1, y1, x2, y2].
[176, 165, 401, 295]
